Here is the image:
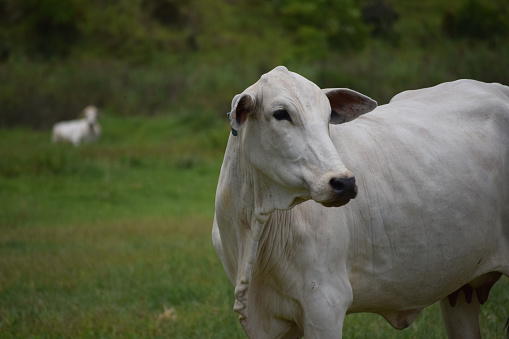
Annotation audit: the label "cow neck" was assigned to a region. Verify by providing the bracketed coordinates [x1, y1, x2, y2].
[88, 122, 97, 135]
[219, 134, 285, 320]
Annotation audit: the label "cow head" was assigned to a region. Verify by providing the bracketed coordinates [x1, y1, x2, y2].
[83, 105, 99, 123]
[229, 66, 376, 210]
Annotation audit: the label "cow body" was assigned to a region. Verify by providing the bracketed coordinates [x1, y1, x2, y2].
[52, 106, 101, 146]
[213, 67, 509, 338]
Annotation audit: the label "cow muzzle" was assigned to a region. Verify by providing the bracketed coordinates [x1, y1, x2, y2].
[311, 173, 358, 208]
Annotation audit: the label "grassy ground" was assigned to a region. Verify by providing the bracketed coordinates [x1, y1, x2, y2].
[0, 114, 246, 338]
[1, 114, 508, 338]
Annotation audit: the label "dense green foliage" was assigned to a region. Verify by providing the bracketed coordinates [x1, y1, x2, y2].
[0, 0, 508, 128]
[443, 0, 509, 39]
[0, 0, 368, 60]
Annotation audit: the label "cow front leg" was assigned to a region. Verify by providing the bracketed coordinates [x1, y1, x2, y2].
[300, 281, 353, 339]
[440, 286, 481, 339]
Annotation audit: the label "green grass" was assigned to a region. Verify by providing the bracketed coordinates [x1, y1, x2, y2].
[1, 114, 508, 338]
[0, 114, 246, 338]
[0, 218, 244, 338]
[0, 113, 227, 227]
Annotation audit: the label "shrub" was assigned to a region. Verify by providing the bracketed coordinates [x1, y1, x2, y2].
[442, 0, 509, 40]
[362, 0, 399, 38]
[276, 0, 368, 55]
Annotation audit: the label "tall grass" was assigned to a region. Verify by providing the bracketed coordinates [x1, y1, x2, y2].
[0, 57, 190, 129]
[3, 0, 509, 131]
[2, 37, 508, 130]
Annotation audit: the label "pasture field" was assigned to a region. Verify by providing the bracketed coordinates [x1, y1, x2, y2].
[1, 114, 508, 338]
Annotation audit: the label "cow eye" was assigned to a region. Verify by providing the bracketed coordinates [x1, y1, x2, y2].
[273, 109, 292, 122]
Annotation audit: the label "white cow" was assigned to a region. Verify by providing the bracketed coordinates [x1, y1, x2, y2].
[51, 106, 101, 146]
[212, 66, 509, 338]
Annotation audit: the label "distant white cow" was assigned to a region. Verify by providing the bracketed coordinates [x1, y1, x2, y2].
[52, 106, 101, 146]
[213, 66, 509, 338]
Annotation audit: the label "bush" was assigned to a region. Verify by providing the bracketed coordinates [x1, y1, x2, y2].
[362, 0, 399, 39]
[0, 0, 82, 58]
[442, 0, 509, 40]
[277, 0, 368, 56]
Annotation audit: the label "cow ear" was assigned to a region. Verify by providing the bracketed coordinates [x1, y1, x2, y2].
[323, 88, 377, 124]
[230, 92, 256, 132]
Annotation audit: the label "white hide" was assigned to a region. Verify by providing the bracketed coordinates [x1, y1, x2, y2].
[51, 106, 101, 146]
[213, 66, 509, 338]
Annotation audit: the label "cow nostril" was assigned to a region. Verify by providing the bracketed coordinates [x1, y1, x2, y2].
[329, 177, 356, 195]
[330, 177, 345, 191]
